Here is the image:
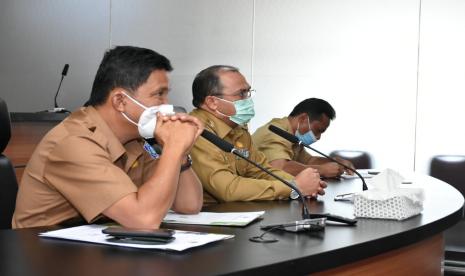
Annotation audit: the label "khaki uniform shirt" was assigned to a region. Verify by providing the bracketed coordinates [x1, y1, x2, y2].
[13, 106, 155, 228]
[252, 117, 312, 164]
[190, 109, 293, 203]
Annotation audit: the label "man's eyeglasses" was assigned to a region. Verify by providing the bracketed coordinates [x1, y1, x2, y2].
[213, 89, 256, 99]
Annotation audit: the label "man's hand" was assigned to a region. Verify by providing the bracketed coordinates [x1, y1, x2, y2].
[154, 113, 204, 156]
[317, 162, 344, 178]
[160, 113, 204, 139]
[294, 168, 327, 197]
[333, 157, 356, 175]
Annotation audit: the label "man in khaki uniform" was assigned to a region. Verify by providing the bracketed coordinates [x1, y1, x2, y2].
[190, 65, 326, 203]
[252, 98, 355, 178]
[13, 46, 204, 228]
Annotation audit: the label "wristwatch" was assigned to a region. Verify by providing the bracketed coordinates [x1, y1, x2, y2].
[289, 180, 300, 199]
[180, 155, 193, 172]
[290, 189, 300, 200]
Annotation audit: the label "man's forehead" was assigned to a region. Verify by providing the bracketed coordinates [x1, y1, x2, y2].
[219, 70, 246, 84]
[142, 70, 169, 88]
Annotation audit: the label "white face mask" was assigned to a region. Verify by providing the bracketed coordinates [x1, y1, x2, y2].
[120, 91, 174, 138]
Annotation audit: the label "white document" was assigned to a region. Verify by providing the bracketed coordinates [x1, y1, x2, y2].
[163, 211, 265, 226]
[340, 169, 375, 180]
[39, 225, 234, 252]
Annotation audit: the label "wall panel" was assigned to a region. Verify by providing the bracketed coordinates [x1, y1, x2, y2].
[111, 0, 254, 111]
[0, 0, 110, 112]
[415, 0, 465, 173]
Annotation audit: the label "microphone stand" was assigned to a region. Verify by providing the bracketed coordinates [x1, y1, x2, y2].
[299, 142, 368, 191]
[46, 64, 71, 113]
[199, 129, 357, 233]
[231, 149, 357, 227]
[231, 150, 309, 218]
[267, 125, 368, 201]
[298, 141, 369, 201]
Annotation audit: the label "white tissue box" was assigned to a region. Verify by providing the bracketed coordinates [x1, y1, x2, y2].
[353, 191, 423, 220]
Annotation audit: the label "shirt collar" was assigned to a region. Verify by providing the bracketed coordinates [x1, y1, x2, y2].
[281, 116, 292, 132]
[190, 108, 248, 139]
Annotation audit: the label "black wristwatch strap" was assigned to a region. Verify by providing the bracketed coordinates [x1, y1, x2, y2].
[180, 155, 193, 172]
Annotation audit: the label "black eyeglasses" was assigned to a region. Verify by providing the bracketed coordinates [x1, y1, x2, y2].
[212, 89, 256, 99]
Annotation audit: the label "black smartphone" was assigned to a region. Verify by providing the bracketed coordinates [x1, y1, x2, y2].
[102, 226, 175, 244]
[105, 236, 175, 245]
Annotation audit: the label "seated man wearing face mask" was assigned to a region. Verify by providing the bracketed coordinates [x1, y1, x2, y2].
[13, 46, 204, 229]
[252, 98, 355, 178]
[189, 65, 326, 203]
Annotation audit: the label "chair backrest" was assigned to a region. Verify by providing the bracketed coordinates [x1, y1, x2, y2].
[0, 97, 18, 229]
[0, 156, 17, 229]
[329, 150, 373, 169]
[0, 97, 11, 153]
[430, 155, 465, 202]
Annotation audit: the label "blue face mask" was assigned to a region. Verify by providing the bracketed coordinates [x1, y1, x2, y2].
[216, 97, 255, 126]
[295, 117, 317, 145]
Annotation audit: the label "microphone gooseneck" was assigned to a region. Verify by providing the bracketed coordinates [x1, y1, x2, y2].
[54, 64, 69, 108]
[268, 125, 368, 191]
[200, 129, 357, 226]
[200, 130, 310, 219]
[200, 130, 235, 153]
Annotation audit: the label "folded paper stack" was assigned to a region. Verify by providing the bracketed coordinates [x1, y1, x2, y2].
[354, 168, 424, 220]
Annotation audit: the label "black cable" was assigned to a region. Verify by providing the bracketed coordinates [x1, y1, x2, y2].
[249, 226, 280, 243]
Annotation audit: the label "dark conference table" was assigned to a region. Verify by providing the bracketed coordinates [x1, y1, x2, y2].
[1, 174, 463, 276]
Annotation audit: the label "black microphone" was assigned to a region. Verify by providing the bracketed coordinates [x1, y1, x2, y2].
[268, 125, 368, 198]
[200, 130, 357, 227]
[61, 64, 69, 76]
[51, 64, 70, 113]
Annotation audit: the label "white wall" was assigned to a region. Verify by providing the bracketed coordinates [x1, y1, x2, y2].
[415, 0, 465, 173]
[0, 0, 464, 174]
[252, 0, 420, 172]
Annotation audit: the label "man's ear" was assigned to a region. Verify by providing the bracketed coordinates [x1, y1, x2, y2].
[298, 113, 308, 123]
[204, 95, 218, 110]
[110, 89, 126, 112]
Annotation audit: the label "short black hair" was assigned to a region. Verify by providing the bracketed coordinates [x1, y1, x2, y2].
[86, 46, 173, 106]
[289, 98, 336, 121]
[192, 65, 239, 108]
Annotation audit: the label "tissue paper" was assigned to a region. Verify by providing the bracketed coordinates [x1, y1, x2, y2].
[353, 168, 424, 220]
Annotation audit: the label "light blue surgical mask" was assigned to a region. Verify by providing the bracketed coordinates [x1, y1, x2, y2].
[215, 97, 255, 126]
[295, 117, 317, 145]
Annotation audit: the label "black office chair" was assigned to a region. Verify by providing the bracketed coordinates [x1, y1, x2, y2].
[0, 97, 18, 229]
[329, 150, 373, 169]
[429, 155, 465, 274]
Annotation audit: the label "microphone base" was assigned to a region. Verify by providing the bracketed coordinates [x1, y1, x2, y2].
[334, 192, 355, 202]
[307, 213, 357, 226]
[260, 218, 326, 232]
[45, 107, 70, 113]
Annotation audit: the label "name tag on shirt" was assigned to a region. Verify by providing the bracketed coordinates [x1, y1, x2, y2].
[143, 141, 160, 159]
[235, 148, 250, 159]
